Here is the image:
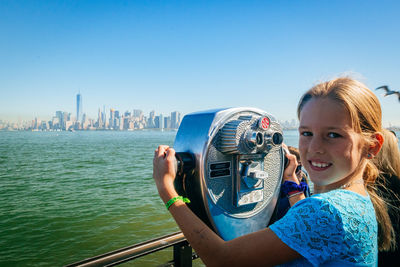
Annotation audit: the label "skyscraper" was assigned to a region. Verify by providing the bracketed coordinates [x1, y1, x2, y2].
[102, 105, 106, 128]
[97, 108, 103, 128]
[155, 114, 163, 129]
[76, 93, 82, 122]
[109, 108, 115, 129]
[171, 111, 181, 129]
[148, 110, 155, 128]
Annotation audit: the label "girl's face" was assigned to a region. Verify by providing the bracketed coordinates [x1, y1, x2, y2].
[298, 97, 366, 191]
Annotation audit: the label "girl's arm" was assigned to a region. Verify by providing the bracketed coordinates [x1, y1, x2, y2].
[153, 145, 302, 266]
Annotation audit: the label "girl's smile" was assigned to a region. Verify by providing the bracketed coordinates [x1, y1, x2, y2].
[309, 160, 332, 171]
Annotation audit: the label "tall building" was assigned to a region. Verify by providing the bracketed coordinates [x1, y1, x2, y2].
[109, 108, 115, 129]
[155, 114, 163, 129]
[164, 116, 171, 129]
[97, 108, 103, 128]
[171, 111, 181, 129]
[102, 106, 106, 126]
[76, 93, 82, 122]
[56, 111, 63, 128]
[63, 112, 71, 130]
[148, 110, 155, 128]
[114, 110, 120, 129]
[52, 116, 60, 130]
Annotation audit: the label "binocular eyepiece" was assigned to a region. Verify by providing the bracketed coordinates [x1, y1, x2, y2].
[174, 116, 283, 175]
[218, 116, 283, 154]
[175, 152, 195, 176]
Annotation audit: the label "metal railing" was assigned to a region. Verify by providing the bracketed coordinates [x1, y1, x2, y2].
[65, 231, 199, 267]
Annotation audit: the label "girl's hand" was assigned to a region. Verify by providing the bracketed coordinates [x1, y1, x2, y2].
[153, 145, 179, 202]
[283, 149, 300, 184]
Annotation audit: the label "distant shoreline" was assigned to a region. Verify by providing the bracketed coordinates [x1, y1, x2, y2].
[1, 126, 399, 132]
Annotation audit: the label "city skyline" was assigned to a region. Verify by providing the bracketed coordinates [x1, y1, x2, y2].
[1, 1, 400, 127]
[0, 92, 307, 131]
[0, 92, 183, 131]
[0, 89, 182, 121]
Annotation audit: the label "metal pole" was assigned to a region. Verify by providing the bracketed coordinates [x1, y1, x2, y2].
[65, 232, 186, 267]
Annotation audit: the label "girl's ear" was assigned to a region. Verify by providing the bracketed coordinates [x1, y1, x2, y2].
[368, 132, 384, 158]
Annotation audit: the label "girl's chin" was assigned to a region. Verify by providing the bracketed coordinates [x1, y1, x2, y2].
[308, 174, 334, 186]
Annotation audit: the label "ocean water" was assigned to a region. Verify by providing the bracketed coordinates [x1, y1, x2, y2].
[0, 130, 179, 266]
[1, 129, 397, 266]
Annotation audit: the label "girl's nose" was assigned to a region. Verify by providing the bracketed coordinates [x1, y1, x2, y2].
[308, 136, 324, 154]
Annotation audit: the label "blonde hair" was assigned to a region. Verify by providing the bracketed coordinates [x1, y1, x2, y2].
[297, 77, 395, 251]
[374, 129, 400, 177]
[373, 129, 400, 252]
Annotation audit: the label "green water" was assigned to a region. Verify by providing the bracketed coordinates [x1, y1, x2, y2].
[2, 129, 396, 266]
[0, 130, 180, 266]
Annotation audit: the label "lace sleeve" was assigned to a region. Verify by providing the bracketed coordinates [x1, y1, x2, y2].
[269, 197, 344, 266]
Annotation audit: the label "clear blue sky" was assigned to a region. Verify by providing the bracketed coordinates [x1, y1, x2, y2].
[1, 0, 399, 126]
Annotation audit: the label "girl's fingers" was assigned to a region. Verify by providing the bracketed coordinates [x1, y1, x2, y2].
[166, 147, 176, 160]
[285, 154, 297, 171]
[155, 145, 169, 158]
[283, 153, 300, 183]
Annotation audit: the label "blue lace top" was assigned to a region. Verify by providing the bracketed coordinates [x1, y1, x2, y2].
[269, 189, 378, 266]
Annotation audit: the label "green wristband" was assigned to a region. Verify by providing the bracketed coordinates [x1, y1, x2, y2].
[165, 196, 190, 210]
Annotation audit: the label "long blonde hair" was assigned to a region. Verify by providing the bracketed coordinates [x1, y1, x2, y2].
[297, 77, 395, 251]
[374, 129, 400, 178]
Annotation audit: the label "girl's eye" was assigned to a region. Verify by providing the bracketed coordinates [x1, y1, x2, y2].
[301, 131, 312, 137]
[328, 132, 341, 138]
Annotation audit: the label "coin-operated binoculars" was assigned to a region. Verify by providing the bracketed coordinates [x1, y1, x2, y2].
[173, 107, 285, 241]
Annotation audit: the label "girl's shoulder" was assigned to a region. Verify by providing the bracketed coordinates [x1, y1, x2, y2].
[310, 188, 370, 201]
[293, 189, 375, 220]
[270, 190, 378, 266]
[310, 189, 372, 210]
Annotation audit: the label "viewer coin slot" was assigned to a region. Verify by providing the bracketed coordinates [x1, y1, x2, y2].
[210, 169, 231, 177]
[210, 162, 230, 170]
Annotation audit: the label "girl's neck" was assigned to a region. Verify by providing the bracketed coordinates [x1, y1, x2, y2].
[314, 161, 368, 195]
[314, 177, 366, 195]
[314, 169, 367, 195]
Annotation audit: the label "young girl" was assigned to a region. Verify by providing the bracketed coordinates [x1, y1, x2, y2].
[153, 77, 393, 266]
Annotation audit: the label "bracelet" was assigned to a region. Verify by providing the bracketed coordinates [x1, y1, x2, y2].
[287, 191, 304, 198]
[282, 181, 308, 196]
[165, 196, 191, 210]
[287, 190, 301, 196]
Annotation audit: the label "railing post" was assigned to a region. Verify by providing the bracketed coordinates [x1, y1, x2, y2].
[173, 241, 192, 267]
